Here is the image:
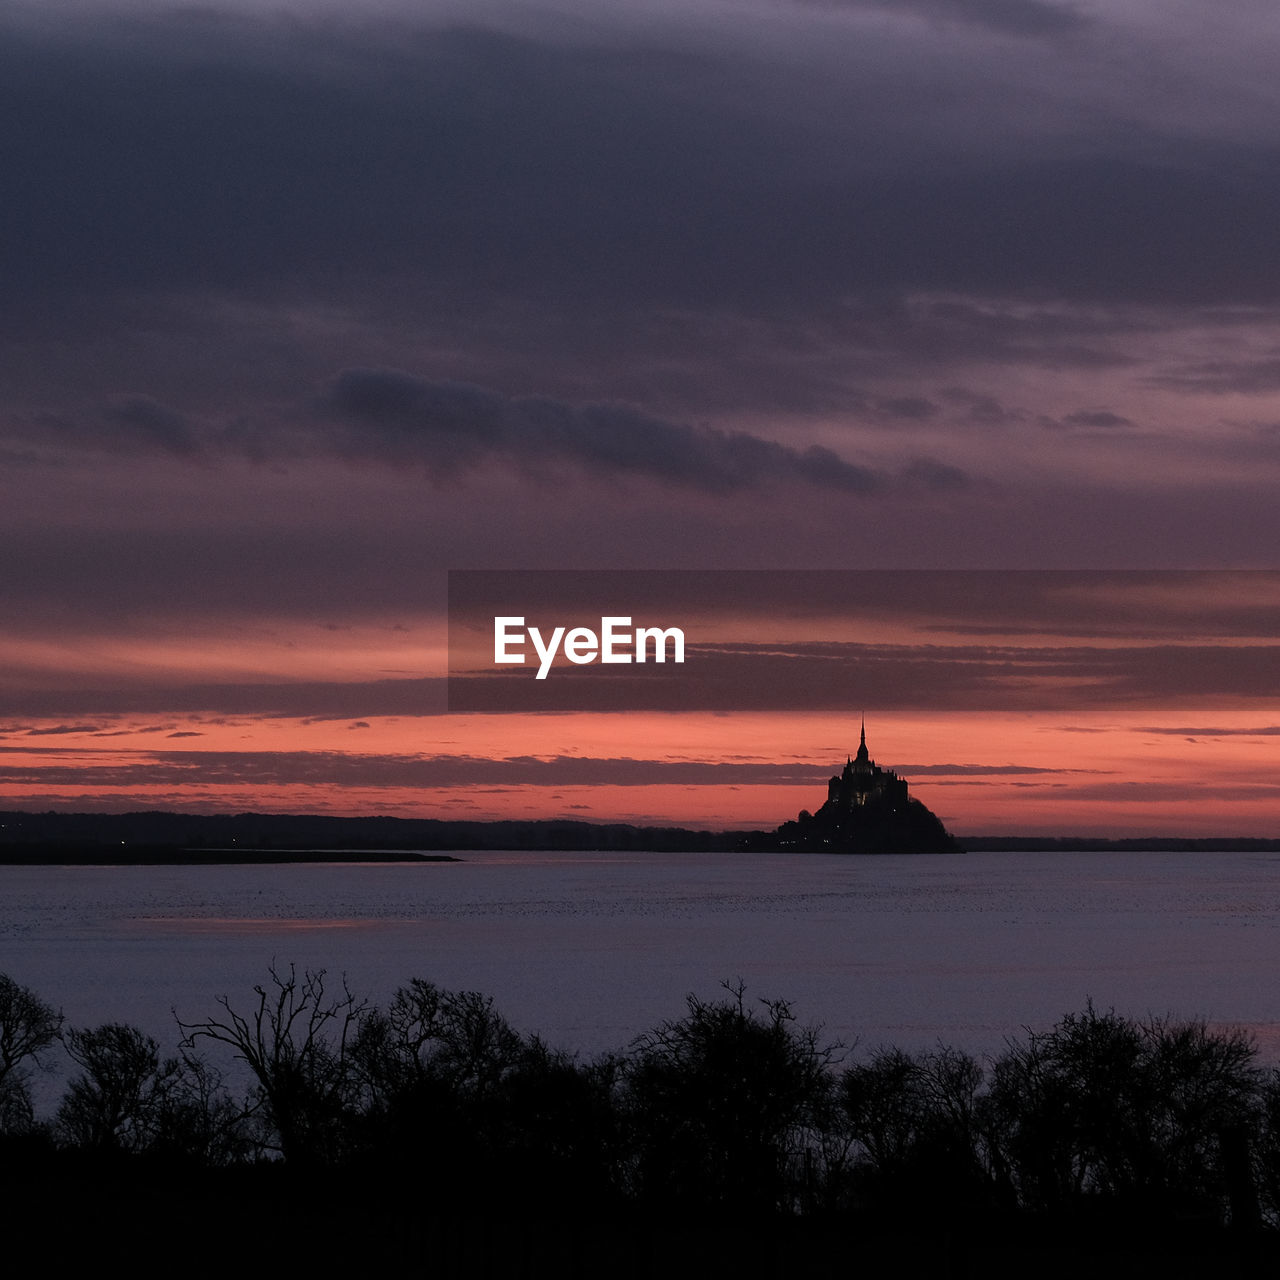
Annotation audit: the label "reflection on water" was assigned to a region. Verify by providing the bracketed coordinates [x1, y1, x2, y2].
[2, 850, 1280, 1062]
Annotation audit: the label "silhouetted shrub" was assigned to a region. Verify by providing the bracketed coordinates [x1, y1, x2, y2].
[349, 979, 616, 1200]
[1252, 1068, 1280, 1227]
[474, 1037, 627, 1205]
[623, 981, 839, 1216]
[839, 1044, 992, 1214]
[6, 963, 1278, 1244]
[986, 1001, 1260, 1220]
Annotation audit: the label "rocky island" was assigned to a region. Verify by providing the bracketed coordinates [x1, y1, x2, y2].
[766, 723, 961, 854]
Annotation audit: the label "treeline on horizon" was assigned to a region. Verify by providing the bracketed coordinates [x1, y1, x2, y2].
[3, 809, 1279, 857]
[0, 809, 740, 854]
[4, 967, 1280, 1271]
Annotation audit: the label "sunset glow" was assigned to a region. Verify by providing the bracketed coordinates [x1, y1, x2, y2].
[3, 3, 1280, 840]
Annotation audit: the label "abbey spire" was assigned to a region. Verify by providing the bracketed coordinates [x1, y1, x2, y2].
[854, 718, 870, 769]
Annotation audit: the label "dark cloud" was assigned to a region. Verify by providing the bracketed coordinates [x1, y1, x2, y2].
[445, 570, 1280, 713]
[18, 723, 100, 736]
[937, 388, 1023, 424]
[0, 677, 447, 720]
[1137, 725, 1280, 737]
[0, 749, 837, 790]
[1031, 779, 1280, 805]
[900, 458, 970, 491]
[0, 747, 1106, 791]
[1149, 359, 1280, 395]
[451, 638, 1280, 714]
[14, 370, 902, 494]
[322, 369, 885, 493]
[5, 565, 1276, 718]
[10, 398, 200, 460]
[3, 1, 1280, 747]
[100, 396, 200, 456]
[4, 5, 1280, 328]
[452, 569, 1280, 643]
[1061, 409, 1133, 428]
[893, 762, 1107, 775]
[875, 396, 939, 420]
[798, 0, 1089, 38]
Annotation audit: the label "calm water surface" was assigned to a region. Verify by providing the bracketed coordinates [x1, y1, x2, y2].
[4, 849, 1280, 1062]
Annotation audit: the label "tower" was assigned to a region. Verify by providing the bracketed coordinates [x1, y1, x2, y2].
[852, 718, 871, 772]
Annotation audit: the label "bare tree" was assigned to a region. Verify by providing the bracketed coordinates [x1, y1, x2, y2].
[56, 1022, 179, 1152]
[154, 1052, 260, 1166]
[0, 972, 63, 1132]
[176, 961, 367, 1165]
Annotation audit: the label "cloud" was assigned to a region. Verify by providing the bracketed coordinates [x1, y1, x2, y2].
[1149, 358, 1280, 394]
[19, 723, 100, 736]
[803, 0, 1090, 39]
[892, 762, 1106, 775]
[321, 369, 886, 493]
[3, 3, 1280, 657]
[1137, 725, 1280, 737]
[451, 634, 1280, 714]
[0, 746, 1110, 791]
[937, 387, 1025, 424]
[12, 369, 909, 494]
[0, 677, 448, 720]
[100, 396, 201, 456]
[453, 568, 1280, 639]
[5, 5, 1280, 327]
[10, 397, 202, 461]
[875, 396, 939, 420]
[1036, 779, 1280, 805]
[900, 457, 970, 491]
[1061, 409, 1133, 428]
[0, 749, 841, 790]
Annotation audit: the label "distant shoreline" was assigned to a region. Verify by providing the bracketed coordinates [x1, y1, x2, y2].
[959, 836, 1280, 852]
[2, 808, 1279, 861]
[0, 843, 459, 865]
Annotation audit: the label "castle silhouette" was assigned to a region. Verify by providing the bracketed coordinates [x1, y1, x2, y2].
[770, 722, 961, 854]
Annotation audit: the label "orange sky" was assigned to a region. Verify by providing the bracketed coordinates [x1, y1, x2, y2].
[7, 9, 1280, 843]
[2, 572, 1278, 836]
[3, 705, 1277, 837]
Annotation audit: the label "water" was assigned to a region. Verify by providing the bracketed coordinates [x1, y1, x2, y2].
[4, 850, 1280, 1066]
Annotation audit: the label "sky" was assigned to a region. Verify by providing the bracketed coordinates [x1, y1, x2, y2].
[3, 0, 1280, 835]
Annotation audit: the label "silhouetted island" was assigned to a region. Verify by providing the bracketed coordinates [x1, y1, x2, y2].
[754, 722, 962, 854]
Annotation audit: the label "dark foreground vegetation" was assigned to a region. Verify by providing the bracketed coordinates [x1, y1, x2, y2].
[4, 971, 1280, 1276]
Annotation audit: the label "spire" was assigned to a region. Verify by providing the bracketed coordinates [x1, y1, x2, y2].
[854, 717, 870, 765]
